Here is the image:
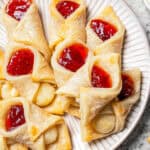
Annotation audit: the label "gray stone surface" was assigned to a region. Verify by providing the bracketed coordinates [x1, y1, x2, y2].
[118, 0, 150, 150]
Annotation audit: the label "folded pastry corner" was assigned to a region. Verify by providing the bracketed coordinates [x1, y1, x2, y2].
[49, 0, 86, 49]
[0, 97, 72, 149]
[86, 6, 125, 55]
[0, 136, 8, 150]
[80, 68, 141, 142]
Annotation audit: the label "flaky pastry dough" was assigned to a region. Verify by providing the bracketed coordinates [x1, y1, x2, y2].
[48, 0, 86, 49]
[86, 6, 125, 55]
[80, 69, 141, 141]
[0, 98, 71, 150]
[1, 3, 51, 60]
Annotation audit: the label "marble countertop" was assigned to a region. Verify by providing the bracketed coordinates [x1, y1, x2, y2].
[118, 0, 150, 150]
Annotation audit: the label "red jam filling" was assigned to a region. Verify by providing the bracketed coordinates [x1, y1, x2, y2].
[6, 0, 32, 21]
[90, 19, 117, 41]
[118, 74, 134, 100]
[91, 65, 112, 88]
[5, 105, 25, 131]
[7, 49, 34, 76]
[58, 43, 88, 72]
[56, 0, 79, 19]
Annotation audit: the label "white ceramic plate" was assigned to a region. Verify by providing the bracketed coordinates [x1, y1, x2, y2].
[0, 0, 150, 149]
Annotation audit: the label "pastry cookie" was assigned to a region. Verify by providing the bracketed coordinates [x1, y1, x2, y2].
[57, 52, 122, 99]
[1, 1, 50, 60]
[44, 95, 71, 115]
[0, 137, 28, 150]
[86, 6, 125, 55]
[49, 0, 86, 49]
[0, 50, 69, 114]
[51, 39, 89, 87]
[4, 42, 55, 84]
[0, 97, 71, 149]
[0, 50, 19, 100]
[80, 69, 141, 141]
[66, 100, 80, 118]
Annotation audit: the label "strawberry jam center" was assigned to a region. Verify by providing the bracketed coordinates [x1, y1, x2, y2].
[7, 49, 34, 76]
[6, 0, 32, 21]
[91, 65, 112, 88]
[90, 19, 117, 41]
[5, 105, 25, 131]
[58, 43, 88, 72]
[118, 74, 134, 100]
[56, 0, 79, 19]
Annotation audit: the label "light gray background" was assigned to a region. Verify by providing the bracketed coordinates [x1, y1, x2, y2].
[118, 0, 150, 150]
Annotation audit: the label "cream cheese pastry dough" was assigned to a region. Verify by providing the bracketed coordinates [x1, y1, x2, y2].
[0, 98, 72, 150]
[86, 6, 125, 55]
[4, 42, 55, 84]
[57, 53, 122, 99]
[51, 38, 91, 87]
[80, 69, 141, 142]
[48, 0, 86, 49]
[1, 2, 51, 60]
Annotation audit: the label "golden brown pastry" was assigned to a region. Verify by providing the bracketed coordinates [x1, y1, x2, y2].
[0, 97, 72, 150]
[80, 69, 141, 142]
[48, 0, 86, 49]
[86, 6, 125, 55]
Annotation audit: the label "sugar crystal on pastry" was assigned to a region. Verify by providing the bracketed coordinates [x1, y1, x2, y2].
[86, 6, 125, 54]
